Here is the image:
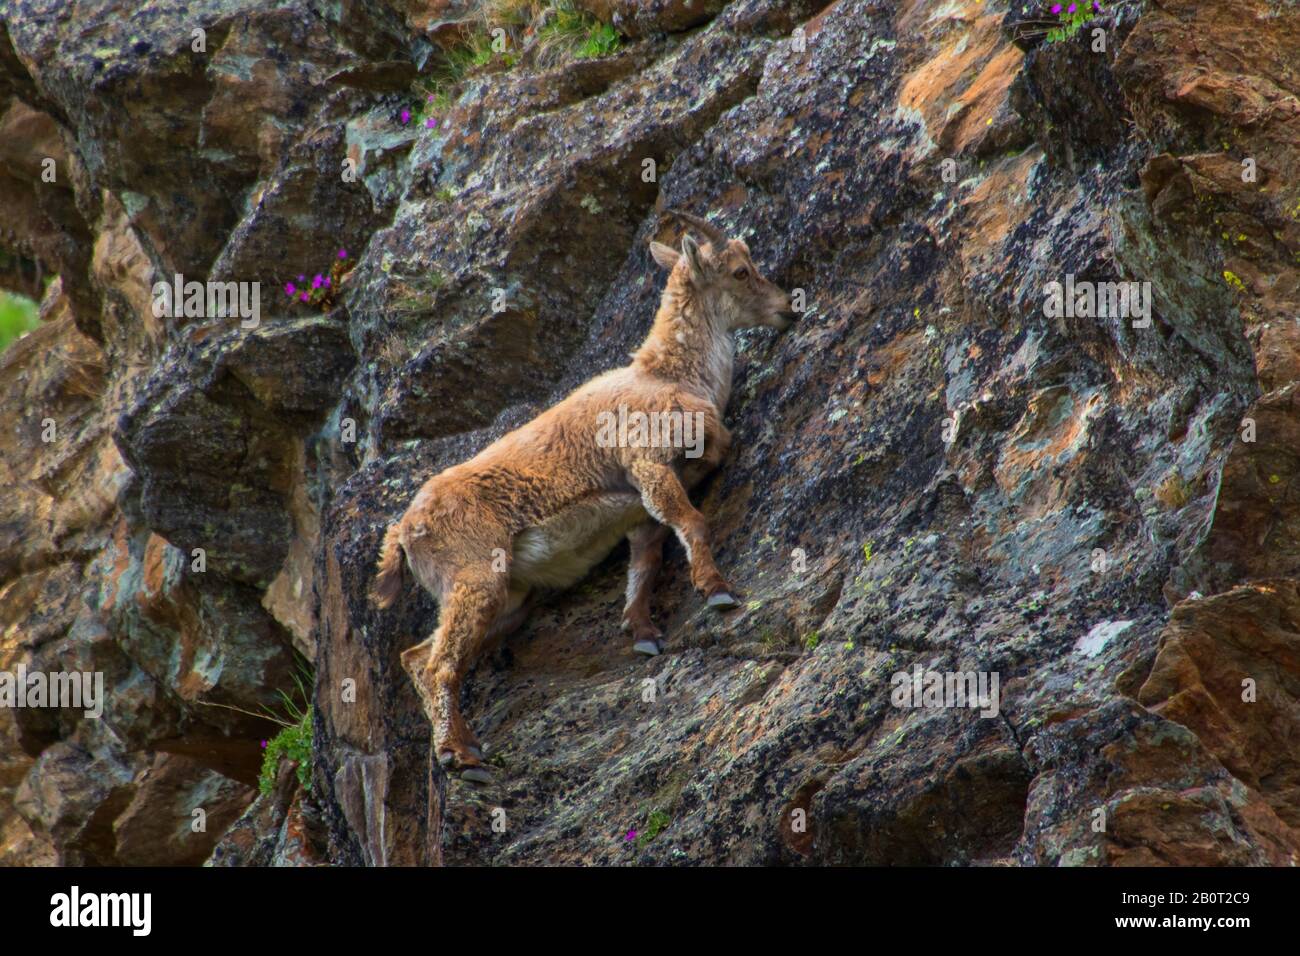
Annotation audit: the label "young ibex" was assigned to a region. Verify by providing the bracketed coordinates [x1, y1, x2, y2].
[371, 210, 797, 781]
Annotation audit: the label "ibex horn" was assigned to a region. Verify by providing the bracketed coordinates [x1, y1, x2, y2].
[666, 208, 728, 248]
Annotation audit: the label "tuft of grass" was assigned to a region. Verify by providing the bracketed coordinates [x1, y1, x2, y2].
[537, 2, 622, 62]
[0, 291, 40, 351]
[1154, 472, 1193, 510]
[388, 269, 448, 315]
[256, 664, 315, 796]
[259, 706, 313, 796]
[481, 0, 546, 30]
[414, 22, 517, 122]
[412, 3, 620, 121]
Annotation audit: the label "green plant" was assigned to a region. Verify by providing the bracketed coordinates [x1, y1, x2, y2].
[196, 661, 315, 797]
[260, 706, 313, 796]
[575, 20, 620, 59]
[1042, 2, 1104, 44]
[0, 291, 40, 351]
[443, 29, 498, 79]
[636, 808, 671, 847]
[256, 664, 315, 796]
[537, 2, 621, 62]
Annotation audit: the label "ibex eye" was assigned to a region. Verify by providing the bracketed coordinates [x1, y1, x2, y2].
[733, 268, 748, 280]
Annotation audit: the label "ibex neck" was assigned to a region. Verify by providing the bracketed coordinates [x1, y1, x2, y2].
[632, 280, 735, 409]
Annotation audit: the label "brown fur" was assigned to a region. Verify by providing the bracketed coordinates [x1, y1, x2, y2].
[372, 212, 796, 773]
[372, 523, 406, 610]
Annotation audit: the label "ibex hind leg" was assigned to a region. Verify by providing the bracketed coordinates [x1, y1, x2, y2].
[400, 563, 508, 785]
[623, 522, 669, 656]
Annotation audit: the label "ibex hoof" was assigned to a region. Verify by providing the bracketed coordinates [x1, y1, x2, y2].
[632, 638, 663, 657]
[706, 591, 740, 611]
[460, 766, 493, 785]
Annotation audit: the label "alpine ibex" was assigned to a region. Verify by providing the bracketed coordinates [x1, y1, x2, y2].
[371, 210, 797, 781]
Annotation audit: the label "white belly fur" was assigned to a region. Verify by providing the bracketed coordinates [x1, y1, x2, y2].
[511, 494, 647, 590]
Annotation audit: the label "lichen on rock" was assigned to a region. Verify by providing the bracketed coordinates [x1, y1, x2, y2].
[1, 0, 1298, 867]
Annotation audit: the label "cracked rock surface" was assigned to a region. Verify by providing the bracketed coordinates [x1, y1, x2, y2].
[1, 0, 1298, 866]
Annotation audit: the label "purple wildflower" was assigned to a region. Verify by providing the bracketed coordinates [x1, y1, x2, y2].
[400, 109, 411, 124]
[285, 282, 296, 296]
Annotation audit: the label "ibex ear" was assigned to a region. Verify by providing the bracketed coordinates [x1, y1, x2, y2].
[680, 234, 708, 282]
[649, 241, 680, 271]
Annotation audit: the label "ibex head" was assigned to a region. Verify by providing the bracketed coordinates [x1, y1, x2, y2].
[650, 210, 799, 332]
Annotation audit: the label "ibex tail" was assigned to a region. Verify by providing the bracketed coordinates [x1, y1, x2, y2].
[371, 523, 407, 609]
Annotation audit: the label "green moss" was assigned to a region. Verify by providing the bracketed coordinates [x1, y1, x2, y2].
[0, 291, 40, 352]
[635, 808, 671, 847]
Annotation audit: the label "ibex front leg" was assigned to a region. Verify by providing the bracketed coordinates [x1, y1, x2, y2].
[627, 458, 739, 611]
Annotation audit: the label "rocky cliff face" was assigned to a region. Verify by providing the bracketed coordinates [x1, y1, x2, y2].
[2, 0, 1298, 866]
